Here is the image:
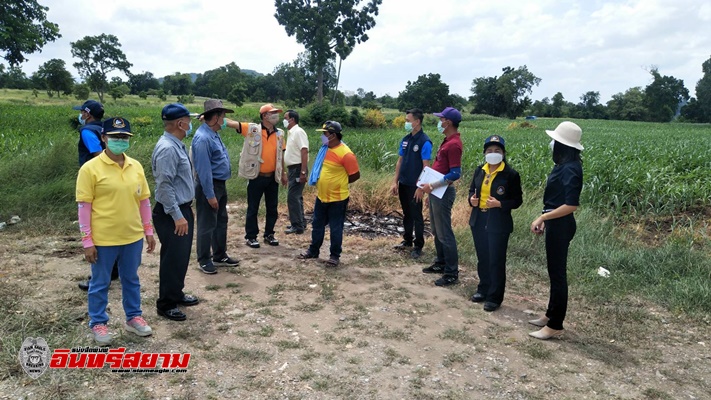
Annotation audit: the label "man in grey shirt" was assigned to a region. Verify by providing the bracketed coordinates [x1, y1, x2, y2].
[152, 103, 200, 322]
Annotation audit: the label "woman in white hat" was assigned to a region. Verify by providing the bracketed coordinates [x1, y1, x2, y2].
[529, 121, 583, 340]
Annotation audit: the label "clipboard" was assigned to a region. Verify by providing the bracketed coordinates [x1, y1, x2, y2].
[416, 166, 447, 199]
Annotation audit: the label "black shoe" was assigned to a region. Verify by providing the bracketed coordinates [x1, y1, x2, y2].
[434, 275, 459, 287]
[471, 292, 485, 303]
[298, 251, 318, 260]
[199, 262, 217, 274]
[394, 240, 413, 250]
[264, 234, 279, 246]
[213, 255, 239, 267]
[410, 248, 422, 259]
[422, 263, 445, 274]
[157, 308, 186, 321]
[246, 238, 260, 248]
[78, 278, 90, 291]
[483, 302, 500, 312]
[178, 294, 199, 306]
[285, 226, 304, 234]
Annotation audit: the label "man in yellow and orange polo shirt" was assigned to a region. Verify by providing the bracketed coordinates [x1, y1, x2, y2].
[228, 104, 286, 248]
[298, 121, 360, 267]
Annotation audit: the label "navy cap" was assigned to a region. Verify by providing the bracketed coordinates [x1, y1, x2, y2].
[316, 120, 342, 134]
[102, 117, 133, 136]
[433, 107, 462, 124]
[484, 135, 505, 151]
[72, 100, 104, 118]
[162, 103, 191, 120]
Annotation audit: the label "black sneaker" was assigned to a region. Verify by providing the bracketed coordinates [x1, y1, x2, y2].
[434, 275, 459, 287]
[246, 238, 260, 248]
[285, 226, 304, 234]
[394, 240, 413, 250]
[422, 262, 445, 274]
[213, 255, 239, 267]
[264, 234, 279, 246]
[78, 277, 90, 291]
[410, 248, 422, 259]
[199, 262, 217, 274]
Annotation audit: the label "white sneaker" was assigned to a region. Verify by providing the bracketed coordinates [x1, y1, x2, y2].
[91, 324, 112, 345]
[125, 316, 153, 337]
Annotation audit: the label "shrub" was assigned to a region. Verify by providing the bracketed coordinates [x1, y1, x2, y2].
[305, 101, 332, 126]
[138, 91, 148, 99]
[177, 94, 194, 104]
[363, 109, 387, 128]
[156, 90, 167, 101]
[74, 84, 90, 101]
[348, 109, 364, 128]
[329, 106, 350, 126]
[132, 116, 153, 127]
[392, 115, 406, 128]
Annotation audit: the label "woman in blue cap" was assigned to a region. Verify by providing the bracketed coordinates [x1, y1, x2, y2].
[468, 135, 522, 312]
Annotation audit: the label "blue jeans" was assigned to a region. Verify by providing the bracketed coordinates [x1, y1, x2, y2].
[308, 198, 349, 259]
[428, 186, 458, 276]
[88, 239, 144, 327]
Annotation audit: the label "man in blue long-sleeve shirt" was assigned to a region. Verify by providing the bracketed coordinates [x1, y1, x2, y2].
[152, 103, 201, 321]
[191, 99, 240, 274]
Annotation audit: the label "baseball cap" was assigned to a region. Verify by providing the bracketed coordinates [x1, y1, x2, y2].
[72, 100, 104, 118]
[483, 135, 505, 151]
[316, 121, 342, 134]
[259, 103, 283, 114]
[433, 107, 462, 124]
[162, 103, 191, 120]
[102, 117, 133, 136]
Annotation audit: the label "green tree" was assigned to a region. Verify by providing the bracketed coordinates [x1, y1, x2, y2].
[607, 87, 648, 121]
[35, 58, 74, 97]
[274, 0, 382, 103]
[127, 71, 160, 95]
[470, 66, 541, 118]
[551, 92, 565, 117]
[3, 66, 30, 89]
[194, 63, 249, 99]
[162, 72, 193, 95]
[690, 55, 711, 122]
[0, 0, 61, 66]
[470, 76, 505, 116]
[530, 97, 552, 117]
[578, 91, 607, 119]
[73, 83, 90, 100]
[397, 73, 452, 113]
[70, 34, 132, 102]
[643, 67, 689, 122]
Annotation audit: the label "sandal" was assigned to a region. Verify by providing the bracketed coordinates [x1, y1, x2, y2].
[298, 251, 318, 260]
[325, 257, 340, 266]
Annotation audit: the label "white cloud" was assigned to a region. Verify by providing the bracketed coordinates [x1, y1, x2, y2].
[11, 0, 710, 103]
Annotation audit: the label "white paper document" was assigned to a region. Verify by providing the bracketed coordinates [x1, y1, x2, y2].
[416, 166, 447, 199]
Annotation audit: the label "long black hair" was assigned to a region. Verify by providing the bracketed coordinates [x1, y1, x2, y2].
[552, 141, 582, 165]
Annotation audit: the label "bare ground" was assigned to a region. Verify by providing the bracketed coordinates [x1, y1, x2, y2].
[0, 202, 709, 400]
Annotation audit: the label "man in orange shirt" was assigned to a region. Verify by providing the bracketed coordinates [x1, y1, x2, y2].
[229, 104, 286, 248]
[298, 121, 360, 266]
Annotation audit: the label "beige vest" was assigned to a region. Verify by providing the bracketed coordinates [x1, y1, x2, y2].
[238, 123, 284, 182]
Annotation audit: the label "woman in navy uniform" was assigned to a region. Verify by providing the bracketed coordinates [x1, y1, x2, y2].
[468, 135, 523, 312]
[529, 121, 584, 340]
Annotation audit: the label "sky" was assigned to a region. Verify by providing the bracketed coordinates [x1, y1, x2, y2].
[14, 0, 711, 103]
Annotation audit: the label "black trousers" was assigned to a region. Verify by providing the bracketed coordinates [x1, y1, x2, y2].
[544, 214, 577, 330]
[153, 202, 194, 311]
[245, 175, 279, 240]
[286, 165, 306, 230]
[196, 180, 228, 265]
[398, 183, 425, 249]
[471, 209, 511, 304]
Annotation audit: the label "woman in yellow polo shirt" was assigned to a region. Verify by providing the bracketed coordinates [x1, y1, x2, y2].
[467, 135, 523, 312]
[76, 117, 156, 345]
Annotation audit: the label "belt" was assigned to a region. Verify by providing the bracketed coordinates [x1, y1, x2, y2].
[258, 172, 275, 178]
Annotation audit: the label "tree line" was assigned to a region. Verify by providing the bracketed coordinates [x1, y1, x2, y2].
[1, 0, 709, 123]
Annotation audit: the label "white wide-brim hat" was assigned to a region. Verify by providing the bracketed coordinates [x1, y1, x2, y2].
[545, 121, 584, 150]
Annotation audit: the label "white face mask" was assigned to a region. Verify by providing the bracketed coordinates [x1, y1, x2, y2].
[485, 152, 503, 165]
[267, 113, 280, 125]
[549, 140, 555, 151]
[283, 119, 289, 128]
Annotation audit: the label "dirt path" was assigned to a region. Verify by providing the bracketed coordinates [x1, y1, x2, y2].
[1, 202, 709, 399]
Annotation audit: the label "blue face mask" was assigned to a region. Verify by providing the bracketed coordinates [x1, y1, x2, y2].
[321, 133, 330, 146]
[78, 113, 86, 125]
[107, 138, 130, 155]
[220, 118, 228, 130]
[184, 122, 193, 137]
[437, 120, 445, 134]
[404, 122, 413, 133]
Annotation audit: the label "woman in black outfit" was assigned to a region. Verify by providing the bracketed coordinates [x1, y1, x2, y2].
[468, 135, 523, 312]
[529, 121, 584, 340]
